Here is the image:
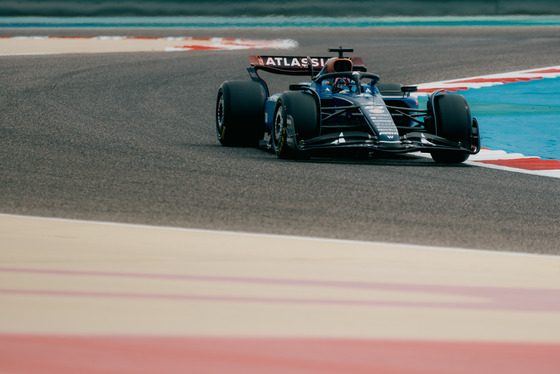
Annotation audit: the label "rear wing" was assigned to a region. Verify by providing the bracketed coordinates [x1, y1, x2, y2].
[248, 55, 367, 76]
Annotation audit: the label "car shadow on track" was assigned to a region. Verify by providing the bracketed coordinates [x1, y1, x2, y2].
[208, 143, 474, 168]
[288, 151, 473, 168]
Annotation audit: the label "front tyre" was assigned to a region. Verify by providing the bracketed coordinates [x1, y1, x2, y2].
[216, 81, 266, 146]
[430, 94, 472, 164]
[272, 92, 319, 159]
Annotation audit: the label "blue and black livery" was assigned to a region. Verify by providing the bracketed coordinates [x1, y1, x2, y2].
[216, 47, 480, 163]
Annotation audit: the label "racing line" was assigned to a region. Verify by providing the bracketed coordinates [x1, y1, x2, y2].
[2, 35, 558, 177]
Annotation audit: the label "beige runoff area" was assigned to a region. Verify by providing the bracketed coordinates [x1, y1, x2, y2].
[1, 214, 560, 342]
[0, 36, 251, 55]
[0, 37, 180, 54]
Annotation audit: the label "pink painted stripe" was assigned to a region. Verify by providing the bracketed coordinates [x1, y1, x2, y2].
[173, 45, 224, 51]
[0, 288, 487, 310]
[48, 35, 95, 39]
[475, 157, 560, 170]
[529, 68, 560, 74]
[2, 268, 560, 311]
[2, 36, 298, 51]
[416, 86, 470, 93]
[1, 335, 559, 374]
[451, 77, 540, 84]
[415, 66, 560, 95]
[191, 37, 215, 41]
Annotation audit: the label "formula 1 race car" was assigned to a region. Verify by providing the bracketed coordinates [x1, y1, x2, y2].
[216, 47, 480, 163]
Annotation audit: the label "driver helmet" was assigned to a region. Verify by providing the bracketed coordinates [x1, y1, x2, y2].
[333, 77, 357, 93]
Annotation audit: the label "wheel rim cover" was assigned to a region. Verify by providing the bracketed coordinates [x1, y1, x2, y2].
[274, 108, 284, 147]
[217, 95, 225, 134]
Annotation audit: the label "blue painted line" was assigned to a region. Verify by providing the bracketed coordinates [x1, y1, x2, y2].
[2, 16, 560, 28]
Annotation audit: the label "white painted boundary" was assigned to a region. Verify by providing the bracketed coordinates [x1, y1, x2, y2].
[414, 65, 560, 93]
[414, 149, 560, 178]
[0, 36, 298, 55]
[412, 66, 560, 178]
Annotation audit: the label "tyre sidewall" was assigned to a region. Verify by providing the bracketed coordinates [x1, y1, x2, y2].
[216, 87, 230, 145]
[281, 91, 319, 141]
[434, 94, 472, 146]
[431, 94, 472, 163]
[272, 99, 291, 158]
[215, 81, 266, 146]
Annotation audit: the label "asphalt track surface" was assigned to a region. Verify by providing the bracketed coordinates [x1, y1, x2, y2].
[1, 27, 559, 254]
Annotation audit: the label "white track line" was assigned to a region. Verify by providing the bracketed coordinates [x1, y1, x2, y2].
[413, 66, 560, 177]
[415, 65, 560, 93]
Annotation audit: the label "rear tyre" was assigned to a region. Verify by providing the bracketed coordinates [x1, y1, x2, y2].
[272, 91, 319, 159]
[429, 94, 472, 164]
[216, 81, 266, 146]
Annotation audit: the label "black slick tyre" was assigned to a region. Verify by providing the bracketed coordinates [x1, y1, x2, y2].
[272, 91, 319, 159]
[216, 81, 266, 146]
[430, 94, 472, 164]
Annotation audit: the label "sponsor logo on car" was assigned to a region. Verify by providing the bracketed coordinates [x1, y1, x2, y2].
[257, 56, 329, 68]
